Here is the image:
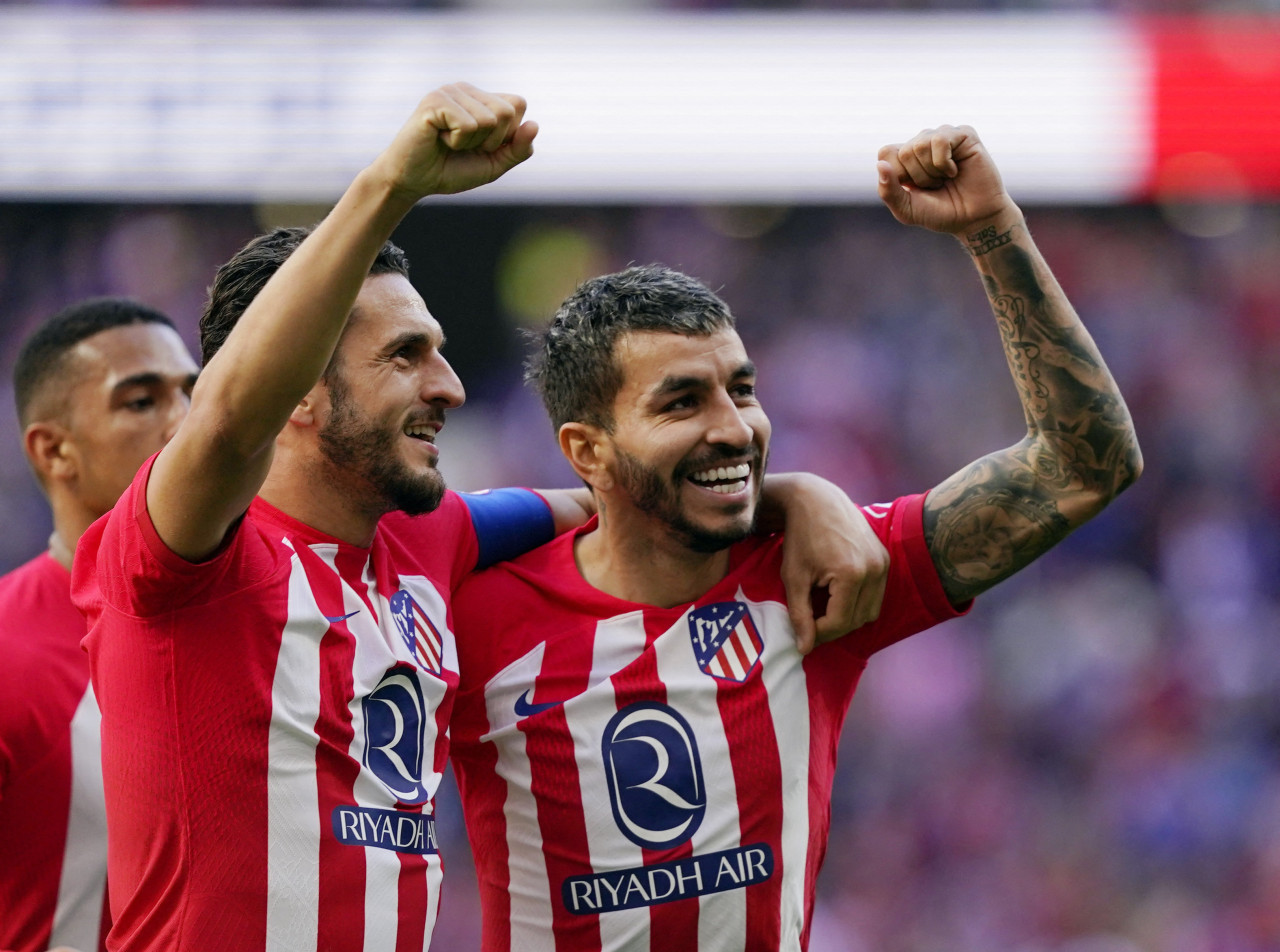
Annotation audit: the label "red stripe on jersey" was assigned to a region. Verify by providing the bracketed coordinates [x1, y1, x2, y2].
[613, 616, 702, 946]
[455, 733, 514, 952]
[298, 546, 367, 950]
[715, 633, 784, 949]
[527, 628, 601, 952]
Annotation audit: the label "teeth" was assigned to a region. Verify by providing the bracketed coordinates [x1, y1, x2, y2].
[706, 480, 748, 494]
[405, 424, 439, 441]
[690, 463, 750, 484]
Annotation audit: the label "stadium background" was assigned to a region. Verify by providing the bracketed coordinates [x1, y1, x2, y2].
[2, 2, 1279, 950]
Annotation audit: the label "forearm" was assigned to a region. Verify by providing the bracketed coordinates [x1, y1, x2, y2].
[923, 211, 1142, 602]
[966, 209, 1141, 511]
[196, 168, 419, 454]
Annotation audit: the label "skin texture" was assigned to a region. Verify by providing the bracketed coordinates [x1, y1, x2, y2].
[23, 322, 199, 568]
[877, 124, 1142, 606]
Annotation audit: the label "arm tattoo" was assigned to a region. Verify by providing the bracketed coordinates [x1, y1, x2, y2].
[925, 226, 1142, 605]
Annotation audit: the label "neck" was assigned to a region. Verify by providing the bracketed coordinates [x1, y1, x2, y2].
[47, 497, 98, 572]
[575, 504, 731, 608]
[258, 450, 383, 547]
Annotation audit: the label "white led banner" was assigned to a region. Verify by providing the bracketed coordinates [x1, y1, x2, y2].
[0, 10, 1275, 203]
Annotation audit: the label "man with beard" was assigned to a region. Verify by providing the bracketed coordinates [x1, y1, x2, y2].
[2, 298, 198, 952]
[447, 124, 1142, 951]
[71, 84, 886, 952]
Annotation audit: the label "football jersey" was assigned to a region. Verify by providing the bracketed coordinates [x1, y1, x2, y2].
[0, 553, 108, 952]
[71, 455, 553, 952]
[450, 493, 964, 952]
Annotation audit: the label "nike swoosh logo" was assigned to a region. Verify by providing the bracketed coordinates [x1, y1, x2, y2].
[324, 610, 360, 623]
[513, 689, 560, 719]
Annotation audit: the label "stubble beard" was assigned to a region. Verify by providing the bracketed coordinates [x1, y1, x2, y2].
[614, 447, 764, 554]
[317, 373, 446, 517]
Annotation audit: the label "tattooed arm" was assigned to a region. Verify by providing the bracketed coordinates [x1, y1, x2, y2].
[877, 125, 1142, 606]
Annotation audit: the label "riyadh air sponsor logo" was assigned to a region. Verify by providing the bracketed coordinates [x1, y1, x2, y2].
[602, 702, 705, 850]
[361, 665, 431, 805]
[688, 601, 763, 683]
[562, 843, 775, 914]
[390, 589, 443, 675]
[331, 806, 439, 855]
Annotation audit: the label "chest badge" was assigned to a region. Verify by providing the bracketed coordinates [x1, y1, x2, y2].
[687, 601, 763, 683]
[390, 590, 443, 675]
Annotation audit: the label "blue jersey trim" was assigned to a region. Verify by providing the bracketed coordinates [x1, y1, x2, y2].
[458, 488, 556, 570]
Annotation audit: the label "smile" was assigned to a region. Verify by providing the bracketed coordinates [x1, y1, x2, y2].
[687, 463, 750, 495]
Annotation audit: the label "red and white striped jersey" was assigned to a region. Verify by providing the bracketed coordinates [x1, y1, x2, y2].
[0, 553, 108, 952]
[450, 493, 965, 952]
[71, 456, 553, 952]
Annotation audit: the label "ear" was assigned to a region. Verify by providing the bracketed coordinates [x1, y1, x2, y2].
[559, 422, 615, 492]
[288, 383, 326, 428]
[24, 420, 76, 485]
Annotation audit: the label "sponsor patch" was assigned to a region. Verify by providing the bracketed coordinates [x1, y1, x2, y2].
[687, 601, 763, 683]
[362, 665, 431, 804]
[390, 589, 443, 675]
[332, 806, 438, 855]
[562, 843, 775, 914]
[602, 702, 705, 849]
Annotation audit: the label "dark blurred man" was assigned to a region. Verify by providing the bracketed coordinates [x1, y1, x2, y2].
[447, 125, 1144, 951]
[1, 299, 198, 952]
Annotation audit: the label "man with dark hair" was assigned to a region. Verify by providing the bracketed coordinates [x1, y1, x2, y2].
[447, 125, 1143, 951]
[70, 84, 885, 951]
[1, 298, 198, 952]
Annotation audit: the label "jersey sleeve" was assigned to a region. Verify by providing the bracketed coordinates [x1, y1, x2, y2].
[833, 491, 969, 659]
[455, 488, 556, 571]
[71, 453, 279, 620]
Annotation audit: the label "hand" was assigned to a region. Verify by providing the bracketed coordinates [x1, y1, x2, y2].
[374, 82, 538, 200]
[778, 476, 889, 655]
[876, 124, 1018, 235]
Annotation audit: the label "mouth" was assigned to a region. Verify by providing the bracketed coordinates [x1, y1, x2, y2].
[404, 421, 441, 457]
[685, 461, 751, 496]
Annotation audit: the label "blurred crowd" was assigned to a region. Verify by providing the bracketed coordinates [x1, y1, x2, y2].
[2, 192, 1278, 951]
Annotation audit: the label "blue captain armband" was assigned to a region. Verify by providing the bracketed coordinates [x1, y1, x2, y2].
[458, 488, 556, 570]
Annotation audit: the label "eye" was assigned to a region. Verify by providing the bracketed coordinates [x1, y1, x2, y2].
[661, 394, 696, 413]
[124, 395, 156, 411]
[732, 382, 757, 400]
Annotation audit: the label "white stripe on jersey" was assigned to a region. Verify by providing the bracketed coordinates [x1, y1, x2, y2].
[650, 609, 748, 952]
[568, 613, 649, 951]
[748, 594, 811, 949]
[266, 542, 327, 951]
[49, 681, 106, 952]
[484, 642, 556, 952]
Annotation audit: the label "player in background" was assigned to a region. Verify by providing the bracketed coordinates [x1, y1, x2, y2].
[448, 124, 1143, 951]
[71, 84, 886, 951]
[1, 299, 199, 952]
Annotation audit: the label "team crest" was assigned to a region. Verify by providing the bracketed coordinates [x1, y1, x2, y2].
[687, 601, 763, 683]
[390, 590, 443, 675]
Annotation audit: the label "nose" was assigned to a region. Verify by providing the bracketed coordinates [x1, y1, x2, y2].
[162, 388, 192, 443]
[423, 352, 466, 410]
[706, 392, 753, 448]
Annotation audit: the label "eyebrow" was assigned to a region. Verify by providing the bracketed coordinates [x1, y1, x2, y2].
[112, 370, 200, 394]
[651, 361, 757, 397]
[383, 330, 444, 354]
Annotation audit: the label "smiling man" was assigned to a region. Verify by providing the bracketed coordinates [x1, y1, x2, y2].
[1, 299, 197, 952]
[447, 125, 1143, 951]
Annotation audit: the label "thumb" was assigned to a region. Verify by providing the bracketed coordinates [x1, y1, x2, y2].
[876, 160, 911, 220]
[494, 120, 538, 173]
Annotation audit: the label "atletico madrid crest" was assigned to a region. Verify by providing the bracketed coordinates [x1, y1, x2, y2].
[390, 590, 443, 675]
[687, 601, 763, 683]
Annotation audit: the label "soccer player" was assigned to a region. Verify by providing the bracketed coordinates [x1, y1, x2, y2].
[70, 84, 886, 951]
[1, 299, 198, 952]
[448, 124, 1144, 951]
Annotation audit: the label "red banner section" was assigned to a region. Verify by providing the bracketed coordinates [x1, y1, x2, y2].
[1145, 16, 1280, 198]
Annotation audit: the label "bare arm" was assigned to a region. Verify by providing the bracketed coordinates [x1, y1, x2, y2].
[878, 126, 1142, 606]
[149, 84, 536, 560]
